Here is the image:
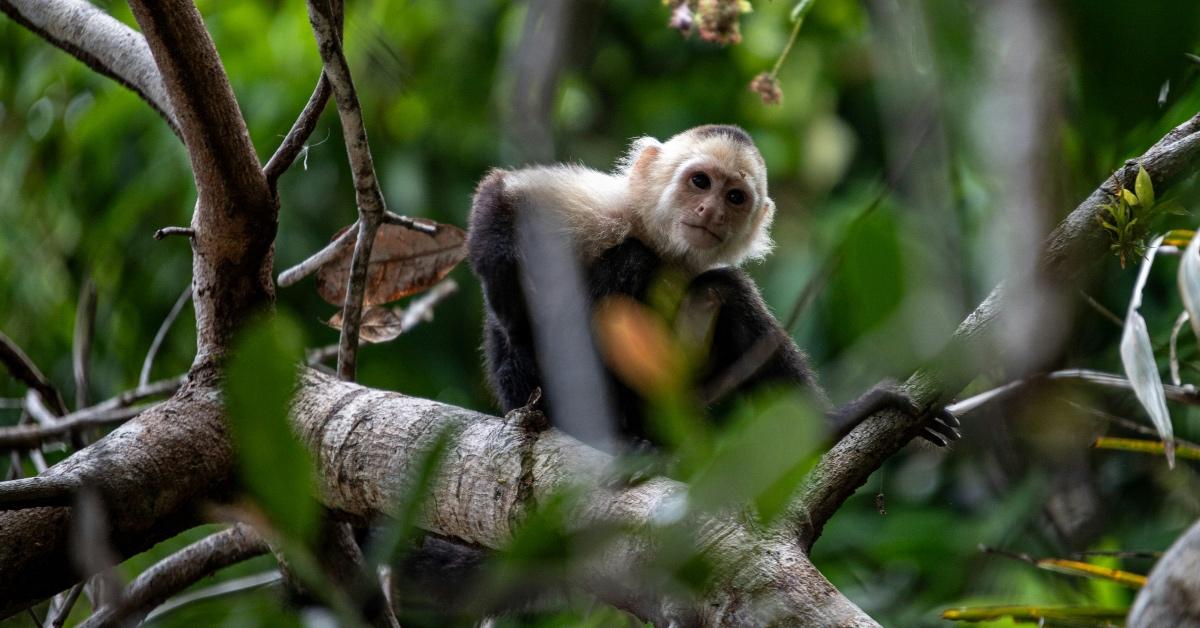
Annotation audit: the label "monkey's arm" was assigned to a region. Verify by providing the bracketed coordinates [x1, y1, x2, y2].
[466, 170, 531, 341]
[586, 238, 664, 301]
[690, 268, 959, 446]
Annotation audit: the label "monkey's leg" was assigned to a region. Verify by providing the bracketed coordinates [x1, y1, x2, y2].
[827, 381, 960, 446]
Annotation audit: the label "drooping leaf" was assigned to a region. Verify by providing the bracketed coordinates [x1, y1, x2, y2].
[225, 312, 319, 544]
[1121, 235, 1174, 467]
[688, 391, 823, 523]
[326, 305, 405, 344]
[316, 221, 466, 307]
[1136, 164, 1155, 208]
[1121, 313, 1175, 468]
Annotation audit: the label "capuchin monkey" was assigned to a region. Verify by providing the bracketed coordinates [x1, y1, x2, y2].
[467, 124, 958, 447]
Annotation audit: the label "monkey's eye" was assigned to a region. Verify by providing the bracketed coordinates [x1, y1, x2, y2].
[726, 189, 746, 205]
[690, 173, 711, 190]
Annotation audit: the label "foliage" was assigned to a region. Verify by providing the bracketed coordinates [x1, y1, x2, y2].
[3, 0, 1200, 625]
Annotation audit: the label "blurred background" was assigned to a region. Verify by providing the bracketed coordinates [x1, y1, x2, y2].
[3, 0, 1200, 625]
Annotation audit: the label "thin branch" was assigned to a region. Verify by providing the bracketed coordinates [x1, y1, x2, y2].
[383, 211, 437, 234]
[0, 0, 179, 137]
[0, 331, 68, 416]
[278, 221, 359, 287]
[46, 583, 83, 628]
[306, 279, 459, 365]
[140, 286, 192, 388]
[1079, 289, 1125, 328]
[153, 226, 195, 240]
[1069, 400, 1200, 450]
[0, 476, 79, 510]
[264, 74, 332, 190]
[947, 368, 1200, 417]
[81, 524, 268, 627]
[305, 0, 388, 382]
[0, 376, 184, 451]
[0, 404, 156, 452]
[72, 279, 96, 410]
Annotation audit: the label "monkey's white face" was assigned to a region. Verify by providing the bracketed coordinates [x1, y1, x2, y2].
[674, 165, 755, 250]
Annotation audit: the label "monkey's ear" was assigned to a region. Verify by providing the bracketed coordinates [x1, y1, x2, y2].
[619, 137, 663, 175]
[743, 197, 776, 263]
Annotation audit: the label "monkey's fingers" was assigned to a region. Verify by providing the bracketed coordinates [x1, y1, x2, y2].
[919, 408, 961, 446]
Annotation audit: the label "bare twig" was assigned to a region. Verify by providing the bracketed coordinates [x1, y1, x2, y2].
[1070, 400, 1200, 450]
[265, 74, 332, 189]
[947, 368, 1200, 417]
[1079, 290, 1125, 329]
[305, 0, 387, 382]
[81, 524, 268, 627]
[140, 287, 193, 388]
[0, 331, 68, 417]
[153, 226, 195, 240]
[72, 279, 96, 410]
[0, 476, 78, 510]
[383, 211, 437, 234]
[277, 222, 358, 287]
[46, 583, 83, 628]
[0, 376, 183, 451]
[0, 404, 156, 451]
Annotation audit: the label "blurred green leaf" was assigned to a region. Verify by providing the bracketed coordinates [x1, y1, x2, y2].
[225, 311, 319, 544]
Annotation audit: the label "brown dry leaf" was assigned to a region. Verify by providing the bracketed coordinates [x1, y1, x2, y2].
[593, 295, 682, 396]
[316, 221, 466, 307]
[325, 306, 407, 344]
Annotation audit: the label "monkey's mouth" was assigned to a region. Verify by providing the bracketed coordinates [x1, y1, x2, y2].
[681, 222, 724, 247]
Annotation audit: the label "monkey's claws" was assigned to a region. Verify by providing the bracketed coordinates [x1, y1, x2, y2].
[829, 382, 960, 447]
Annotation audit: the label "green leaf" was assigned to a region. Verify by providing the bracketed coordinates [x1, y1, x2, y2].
[689, 390, 823, 523]
[1136, 165, 1155, 208]
[225, 311, 320, 543]
[366, 424, 456, 568]
[1121, 188, 1139, 207]
[1121, 237, 1175, 467]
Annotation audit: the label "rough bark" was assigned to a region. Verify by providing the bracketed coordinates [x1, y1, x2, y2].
[0, 384, 232, 617]
[291, 369, 875, 626]
[125, 0, 277, 375]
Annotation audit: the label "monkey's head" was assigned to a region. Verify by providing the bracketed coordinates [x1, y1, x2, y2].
[624, 124, 775, 271]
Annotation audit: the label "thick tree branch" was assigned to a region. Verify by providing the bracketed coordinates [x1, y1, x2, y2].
[0, 0, 179, 136]
[795, 111, 1200, 548]
[0, 386, 232, 617]
[290, 369, 875, 626]
[125, 0, 277, 371]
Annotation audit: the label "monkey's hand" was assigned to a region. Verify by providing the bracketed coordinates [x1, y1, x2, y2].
[827, 381, 960, 447]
